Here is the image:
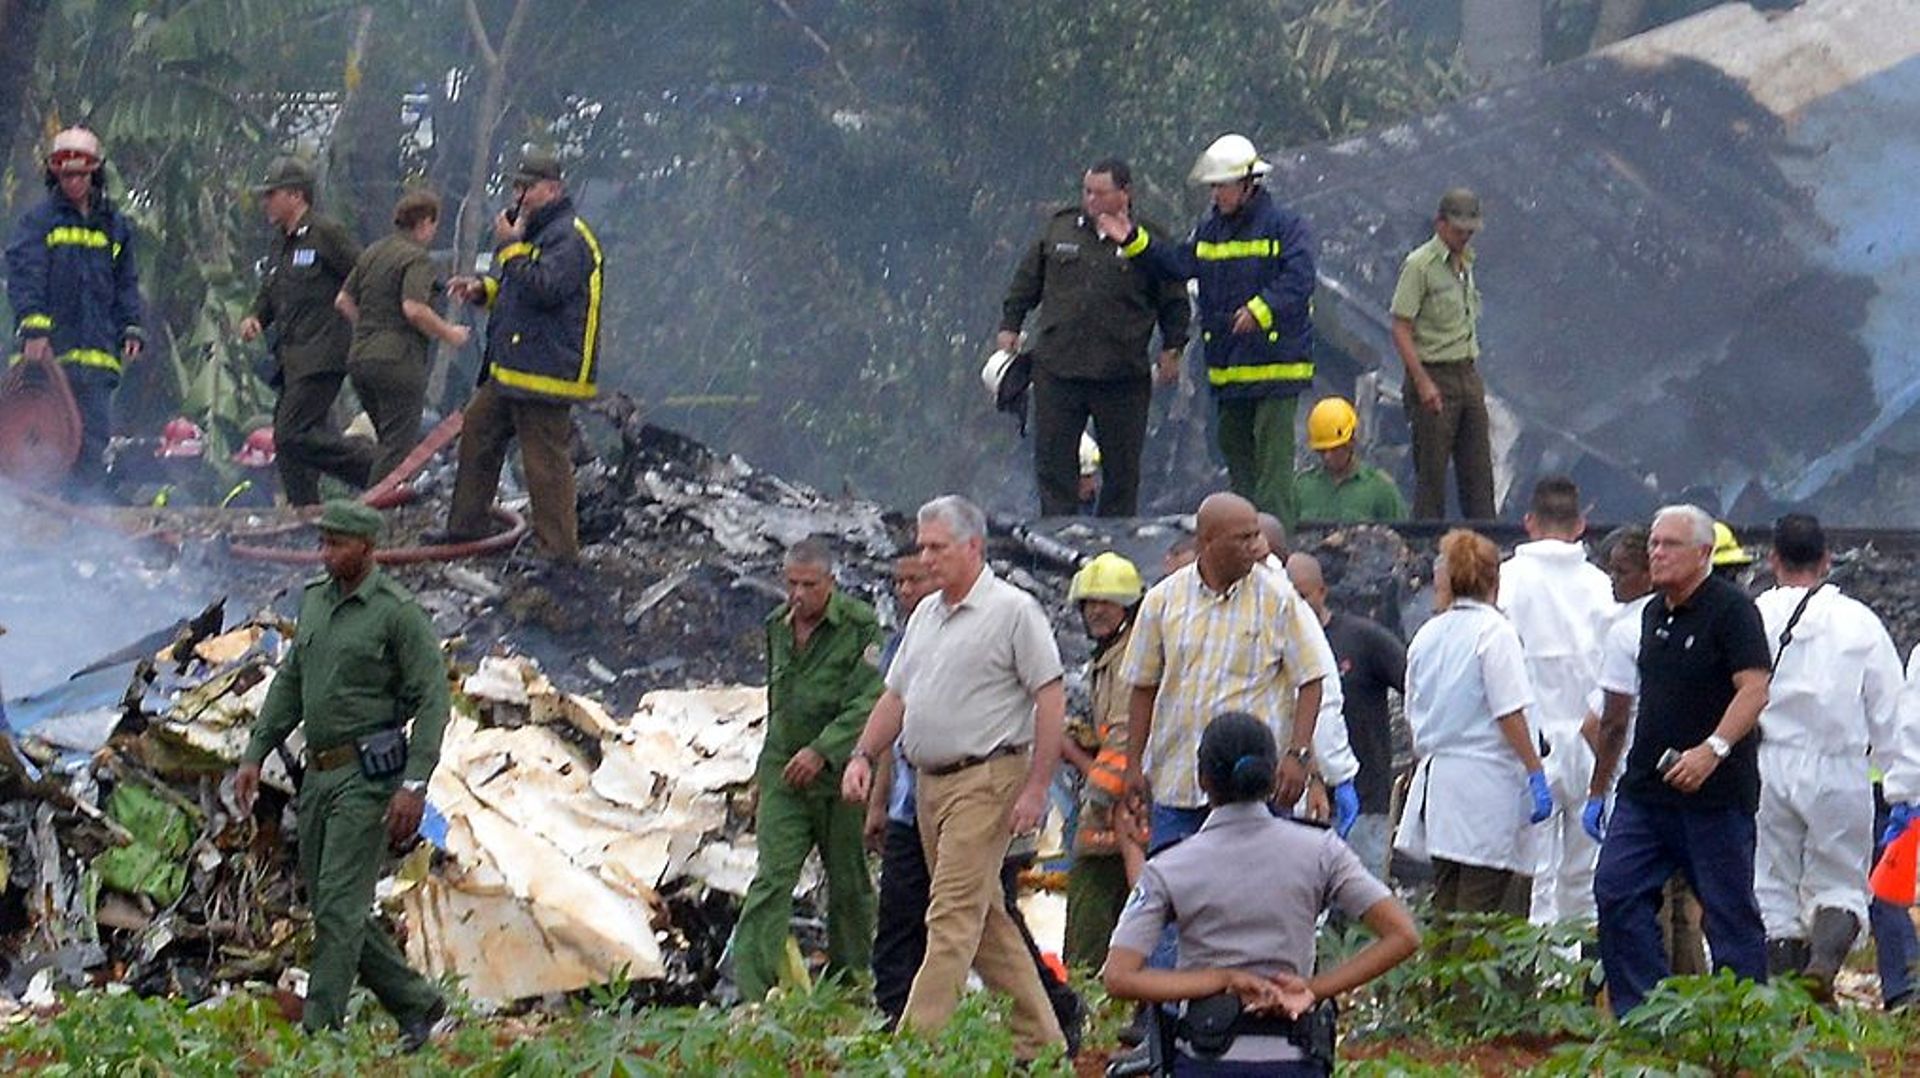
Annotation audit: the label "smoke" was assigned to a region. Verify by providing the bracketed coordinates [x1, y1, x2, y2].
[0, 494, 226, 701]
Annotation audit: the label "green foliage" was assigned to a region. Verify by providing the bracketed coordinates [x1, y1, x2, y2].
[1538, 971, 1870, 1077]
[1330, 911, 1606, 1045]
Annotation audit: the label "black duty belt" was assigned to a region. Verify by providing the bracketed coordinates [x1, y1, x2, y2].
[310, 742, 359, 772]
[922, 743, 1026, 778]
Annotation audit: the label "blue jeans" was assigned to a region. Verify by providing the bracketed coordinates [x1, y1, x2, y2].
[1147, 803, 1211, 969]
[1872, 788, 1918, 1007]
[1594, 796, 1768, 1016]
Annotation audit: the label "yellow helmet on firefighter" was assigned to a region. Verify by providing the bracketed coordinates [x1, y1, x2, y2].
[1711, 521, 1752, 567]
[1069, 552, 1144, 606]
[1189, 133, 1271, 186]
[1306, 397, 1358, 451]
[48, 127, 103, 175]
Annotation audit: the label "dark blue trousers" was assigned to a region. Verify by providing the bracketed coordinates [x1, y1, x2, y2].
[1594, 796, 1768, 1016]
[1871, 787, 1918, 1007]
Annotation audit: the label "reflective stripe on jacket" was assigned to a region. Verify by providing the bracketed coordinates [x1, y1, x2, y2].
[480, 195, 602, 403]
[1121, 186, 1314, 401]
[4, 191, 143, 374]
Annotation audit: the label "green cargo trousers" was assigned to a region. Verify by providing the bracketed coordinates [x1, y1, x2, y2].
[297, 763, 440, 1031]
[732, 770, 875, 1001]
[1216, 394, 1299, 529]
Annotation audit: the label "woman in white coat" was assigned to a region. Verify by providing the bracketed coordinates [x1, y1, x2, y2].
[1396, 528, 1554, 916]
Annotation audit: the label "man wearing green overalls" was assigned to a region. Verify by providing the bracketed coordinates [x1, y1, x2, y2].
[733, 538, 885, 1000]
[233, 500, 449, 1049]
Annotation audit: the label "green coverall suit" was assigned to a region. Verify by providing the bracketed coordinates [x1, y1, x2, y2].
[243, 566, 449, 1031]
[733, 589, 884, 1000]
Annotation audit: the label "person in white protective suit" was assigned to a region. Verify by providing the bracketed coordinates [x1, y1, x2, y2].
[1752, 513, 1913, 999]
[1499, 476, 1613, 925]
[1255, 513, 1363, 832]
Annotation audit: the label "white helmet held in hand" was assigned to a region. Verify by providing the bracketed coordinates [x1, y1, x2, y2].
[1189, 133, 1271, 185]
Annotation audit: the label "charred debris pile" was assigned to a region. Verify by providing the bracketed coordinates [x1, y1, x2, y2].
[2, 416, 1914, 1014]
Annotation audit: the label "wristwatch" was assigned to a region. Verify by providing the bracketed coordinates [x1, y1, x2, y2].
[1284, 745, 1312, 765]
[1704, 735, 1732, 759]
[401, 779, 427, 793]
[849, 747, 873, 766]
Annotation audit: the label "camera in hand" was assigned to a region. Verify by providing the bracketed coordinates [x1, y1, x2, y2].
[1657, 748, 1683, 775]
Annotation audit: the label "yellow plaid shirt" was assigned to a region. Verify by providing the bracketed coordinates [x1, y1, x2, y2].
[1120, 560, 1330, 808]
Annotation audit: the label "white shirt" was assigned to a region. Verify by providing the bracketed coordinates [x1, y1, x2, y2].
[1500, 539, 1612, 734]
[1262, 555, 1360, 787]
[1756, 583, 1904, 765]
[1589, 595, 1652, 793]
[1397, 599, 1538, 872]
[887, 565, 1064, 770]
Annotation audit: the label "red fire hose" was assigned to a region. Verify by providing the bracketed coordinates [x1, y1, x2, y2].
[225, 410, 531, 565]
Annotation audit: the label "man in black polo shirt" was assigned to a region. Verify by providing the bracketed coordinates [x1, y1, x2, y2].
[1288, 551, 1405, 877]
[1590, 504, 1772, 1016]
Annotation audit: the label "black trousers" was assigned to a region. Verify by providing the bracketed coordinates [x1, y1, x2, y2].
[872, 820, 1078, 1035]
[1031, 368, 1151, 517]
[275, 368, 372, 505]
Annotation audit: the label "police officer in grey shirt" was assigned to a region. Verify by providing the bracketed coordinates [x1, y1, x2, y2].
[1103, 712, 1420, 1076]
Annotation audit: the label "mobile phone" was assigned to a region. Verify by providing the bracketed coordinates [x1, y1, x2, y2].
[1657, 748, 1683, 775]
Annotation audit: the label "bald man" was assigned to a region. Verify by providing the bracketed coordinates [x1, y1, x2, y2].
[1122, 493, 1329, 853]
[1289, 552, 1407, 877]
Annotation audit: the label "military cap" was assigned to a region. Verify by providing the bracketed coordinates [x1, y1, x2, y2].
[1438, 187, 1482, 230]
[513, 151, 564, 185]
[316, 500, 383, 540]
[254, 156, 316, 194]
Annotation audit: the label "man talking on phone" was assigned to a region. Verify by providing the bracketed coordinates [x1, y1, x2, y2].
[432, 150, 603, 568]
[1588, 504, 1772, 1016]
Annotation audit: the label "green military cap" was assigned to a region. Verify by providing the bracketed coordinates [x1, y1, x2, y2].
[513, 150, 564, 184]
[316, 499, 383, 540]
[1438, 187, 1482, 231]
[254, 155, 316, 194]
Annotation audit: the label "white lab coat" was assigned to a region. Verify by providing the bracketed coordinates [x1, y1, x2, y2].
[1753, 584, 1906, 933]
[1395, 600, 1540, 874]
[1501, 539, 1613, 923]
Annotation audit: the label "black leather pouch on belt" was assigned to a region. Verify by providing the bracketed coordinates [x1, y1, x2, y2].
[355, 727, 408, 780]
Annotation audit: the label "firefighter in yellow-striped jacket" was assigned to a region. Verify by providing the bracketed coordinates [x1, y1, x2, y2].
[5, 127, 144, 494]
[439, 150, 604, 565]
[1097, 134, 1318, 528]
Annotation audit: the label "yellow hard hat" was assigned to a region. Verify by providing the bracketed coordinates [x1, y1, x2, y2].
[1306, 397, 1358, 451]
[1069, 552, 1143, 605]
[1711, 521, 1752, 567]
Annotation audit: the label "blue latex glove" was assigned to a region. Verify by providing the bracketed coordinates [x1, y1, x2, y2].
[1527, 770, 1553, 824]
[1884, 802, 1919, 848]
[1581, 796, 1607, 843]
[1332, 781, 1360, 838]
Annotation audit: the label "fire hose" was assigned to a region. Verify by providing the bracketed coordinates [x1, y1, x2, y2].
[225, 410, 530, 565]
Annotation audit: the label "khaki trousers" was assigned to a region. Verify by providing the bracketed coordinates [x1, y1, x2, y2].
[906, 752, 1064, 1056]
[447, 379, 579, 561]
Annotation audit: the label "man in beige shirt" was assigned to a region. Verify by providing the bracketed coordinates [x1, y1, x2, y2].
[842, 495, 1066, 1058]
[1391, 187, 1492, 519]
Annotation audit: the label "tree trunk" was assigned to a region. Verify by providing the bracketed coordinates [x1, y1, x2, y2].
[0, 0, 54, 206]
[1589, 0, 1650, 51]
[1461, 0, 1543, 86]
[429, 0, 530, 410]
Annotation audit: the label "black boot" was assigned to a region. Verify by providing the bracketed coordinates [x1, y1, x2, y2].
[1804, 907, 1860, 1002]
[1766, 937, 1809, 978]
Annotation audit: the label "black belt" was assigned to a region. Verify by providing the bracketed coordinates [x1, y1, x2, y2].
[310, 742, 358, 771]
[922, 743, 1025, 778]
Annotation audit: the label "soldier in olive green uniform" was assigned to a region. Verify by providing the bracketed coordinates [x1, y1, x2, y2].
[733, 539, 884, 1001]
[233, 501, 449, 1048]
[999, 159, 1189, 517]
[239, 158, 373, 505]
[337, 190, 470, 484]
